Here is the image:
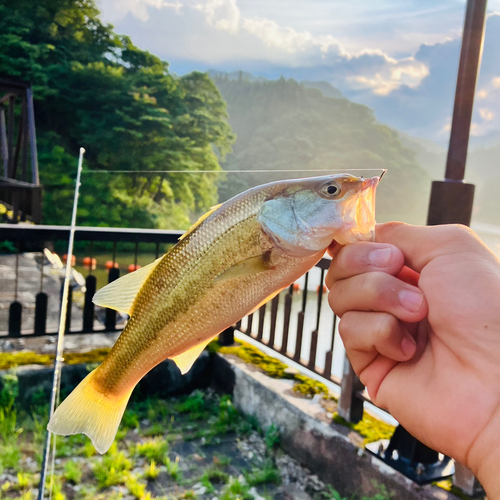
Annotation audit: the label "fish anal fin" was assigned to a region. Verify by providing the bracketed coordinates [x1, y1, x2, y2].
[179, 204, 223, 242]
[170, 338, 214, 375]
[215, 255, 272, 283]
[92, 257, 162, 315]
[247, 287, 285, 316]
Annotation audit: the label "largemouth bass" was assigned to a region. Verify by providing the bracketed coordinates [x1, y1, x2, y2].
[48, 173, 379, 453]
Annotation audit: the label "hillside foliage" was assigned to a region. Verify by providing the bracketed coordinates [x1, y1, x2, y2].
[214, 74, 432, 224]
[1, 0, 234, 228]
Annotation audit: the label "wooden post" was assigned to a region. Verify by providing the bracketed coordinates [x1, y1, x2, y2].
[7, 95, 14, 178]
[26, 87, 39, 185]
[0, 106, 8, 177]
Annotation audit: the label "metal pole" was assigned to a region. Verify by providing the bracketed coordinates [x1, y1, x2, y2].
[446, 0, 487, 181]
[38, 148, 85, 500]
[427, 0, 487, 226]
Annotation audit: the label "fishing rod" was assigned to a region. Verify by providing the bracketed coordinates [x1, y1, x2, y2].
[38, 147, 85, 500]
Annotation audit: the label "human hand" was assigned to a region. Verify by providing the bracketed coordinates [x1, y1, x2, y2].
[326, 222, 500, 497]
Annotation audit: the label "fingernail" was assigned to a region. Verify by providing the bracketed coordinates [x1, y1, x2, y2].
[399, 289, 424, 312]
[369, 247, 392, 267]
[401, 335, 416, 357]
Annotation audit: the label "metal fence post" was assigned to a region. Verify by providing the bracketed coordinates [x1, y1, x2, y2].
[337, 357, 364, 423]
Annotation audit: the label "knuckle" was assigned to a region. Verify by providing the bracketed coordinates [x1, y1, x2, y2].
[373, 313, 398, 343]
[446, 224, 476, 242]
[338, 312, 355, 339]
[328, 284, 343, 315]
[361, 271, 384, 299]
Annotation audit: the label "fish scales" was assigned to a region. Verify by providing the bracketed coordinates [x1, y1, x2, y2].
[48, 173, 380, 453]
[95, 186, 307, 394]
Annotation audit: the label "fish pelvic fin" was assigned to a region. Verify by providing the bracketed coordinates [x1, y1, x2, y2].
[93, 257, 162, 315]
[47, 369, 132, 454]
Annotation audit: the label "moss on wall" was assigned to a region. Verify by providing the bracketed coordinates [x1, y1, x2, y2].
[0, 348, 111, 370]
[332, 412, 396, 445]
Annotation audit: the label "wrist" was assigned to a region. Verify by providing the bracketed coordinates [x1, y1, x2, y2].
[475, 447, 500, 498]
[471, 414, 500, 498]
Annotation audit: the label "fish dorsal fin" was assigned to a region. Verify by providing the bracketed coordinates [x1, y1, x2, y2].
[170, 337, 214, 375]
[92, 257, 162, 315]
[178, 204, 223, 242]
[215, 254, 271, 283]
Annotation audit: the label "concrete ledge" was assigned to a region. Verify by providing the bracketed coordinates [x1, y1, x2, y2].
[1, 351, 212, 409]
[212, 352, 459, 500]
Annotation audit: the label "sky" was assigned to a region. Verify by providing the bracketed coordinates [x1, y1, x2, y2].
[97, 0, 500, 144]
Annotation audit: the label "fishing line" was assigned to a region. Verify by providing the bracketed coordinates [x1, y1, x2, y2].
[38, 148, 85, 500]
[83, 168, 387, 174]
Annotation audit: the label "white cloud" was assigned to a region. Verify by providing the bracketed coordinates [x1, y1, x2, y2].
[479, 108, 494, 121]
[108, 0, 182, 21]
[194, 0, 240, 33]
[103, 0, 430, 95]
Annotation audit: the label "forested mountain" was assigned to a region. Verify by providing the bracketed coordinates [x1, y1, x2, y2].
[214, 75, 431, 224]
[1, 0, 234, 228]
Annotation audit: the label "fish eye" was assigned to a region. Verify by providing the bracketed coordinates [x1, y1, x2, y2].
[320, 182, 341, 198]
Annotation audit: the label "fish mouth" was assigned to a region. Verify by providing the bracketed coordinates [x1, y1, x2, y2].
[335, 176, 379, 245]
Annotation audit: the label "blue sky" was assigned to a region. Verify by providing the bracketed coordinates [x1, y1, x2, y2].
[97, 0, 500, 143]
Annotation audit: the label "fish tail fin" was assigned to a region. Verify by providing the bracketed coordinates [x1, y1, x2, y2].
[47, 369, 132, 454]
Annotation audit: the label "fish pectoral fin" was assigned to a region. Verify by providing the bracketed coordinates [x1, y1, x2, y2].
[178, 204, 223, 242]
[247, 287, 285, 315]
[215, 255, 272, 283]
[92, 257, 162, 315]
[170, 338, 214, 375]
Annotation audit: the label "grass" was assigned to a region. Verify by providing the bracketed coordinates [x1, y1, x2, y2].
[133, 437, 169, 462]
[93, 444, 132, 488]
[126, 474, 149, 499]
[144, 460, 160, 480]
[264, 423, 280, 451]
[200, 468, 230, 486]
[0, 370, 422, 500]
[244, 461, 281, 487]
[175, 390, 208, 420]
[220, 478, 253, 500]
[164, 455, 181, 480]
[63, 459, 82, 484]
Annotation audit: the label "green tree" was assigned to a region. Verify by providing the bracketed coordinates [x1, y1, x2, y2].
[0, 0, 234, 227]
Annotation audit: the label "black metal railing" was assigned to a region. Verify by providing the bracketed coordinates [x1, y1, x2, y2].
[0, 224, 181, 337]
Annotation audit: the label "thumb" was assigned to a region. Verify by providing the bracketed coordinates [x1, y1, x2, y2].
[375, 222, 492, 273]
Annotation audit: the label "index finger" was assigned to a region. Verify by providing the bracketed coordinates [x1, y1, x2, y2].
[375, 222, 494, 273]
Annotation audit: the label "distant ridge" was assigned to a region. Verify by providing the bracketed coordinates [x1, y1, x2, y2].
[210, 72, 431, 225]
[209, 70, 344, 99]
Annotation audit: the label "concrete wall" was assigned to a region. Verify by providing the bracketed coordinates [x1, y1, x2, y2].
[212, 353, 460, 500]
